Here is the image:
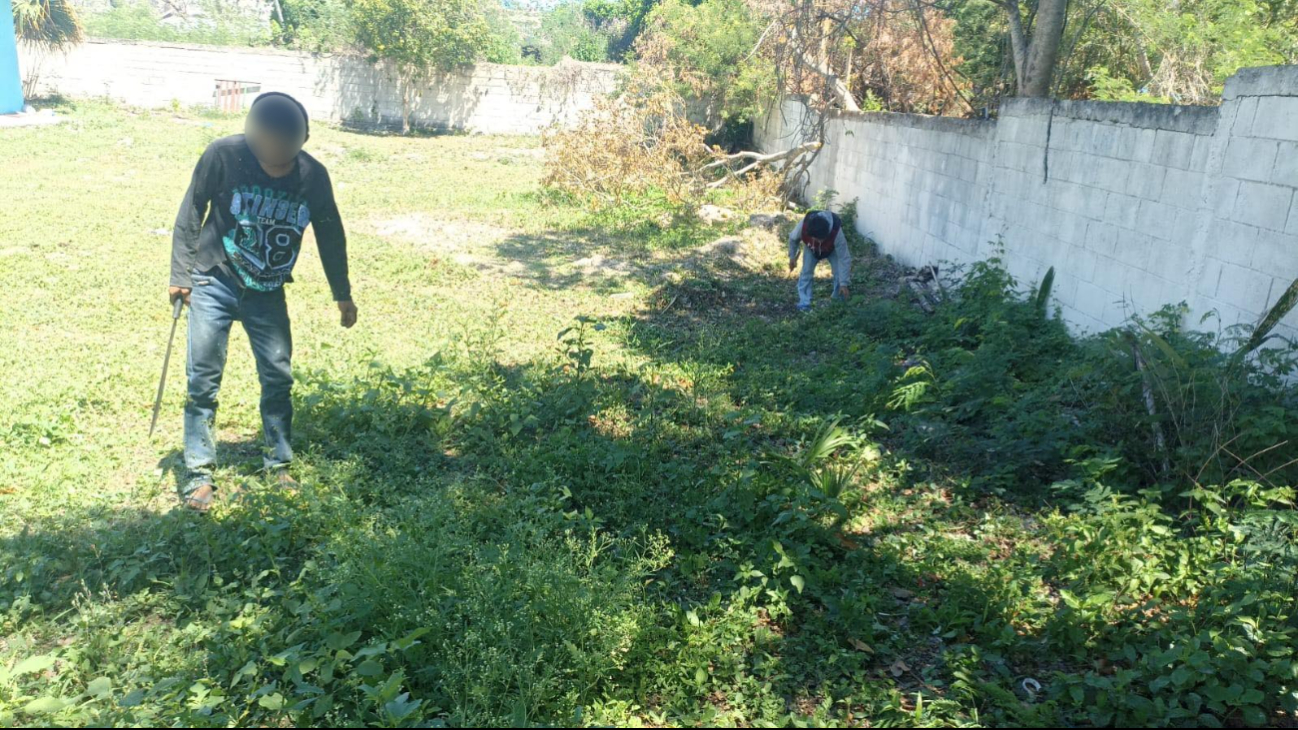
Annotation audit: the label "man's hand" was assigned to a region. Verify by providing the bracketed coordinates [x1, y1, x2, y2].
[169, 286, 191, 306]
[838, 285, 851, 300]
[788, 257, 798, 273]
[337, 300, 358, 329]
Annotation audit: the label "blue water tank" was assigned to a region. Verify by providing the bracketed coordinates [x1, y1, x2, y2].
[1, 8, 24, 114]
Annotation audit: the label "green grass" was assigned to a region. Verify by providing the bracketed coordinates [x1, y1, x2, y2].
[1, 100, 1296, 728]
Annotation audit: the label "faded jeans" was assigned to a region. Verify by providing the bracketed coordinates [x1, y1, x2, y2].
[184, 268, 293, 487]
[797, 243, 846, 309]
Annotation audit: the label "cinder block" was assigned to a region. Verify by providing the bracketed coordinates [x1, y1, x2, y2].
[1214, 177, 1243, 219]
[1169, 209, 1203, 247]
[1087, 220, 1121, 255]
[959, 157, 983, 182]
[1105, 192, 1142, 229]
[996, 170, 1040, 204]
[1151, 130, 1197, 169]
[985, 191, 1010, 219]
[1041, 236, 1074, 268]
[1222, 137, 1281, 183]
[1162, 167, 1206, 209]
[1271, 141, 1298, 188]
[1075, 279, 1118, 322]
[1250, 229, 1298, 280]
[1132, 128, 1156, 163]
[1207, 219, 1260, 266]
[1083, 156, 1133, 194]
[1047, 149, 1083, 184]
[1109, 125, 1143, 160]
[1048, 272, 1079, 307]
[1138, 199, 1181, 240]
[1067, 246, 1100, 282]
[1233, 180, 1294, 231]
[1114, 228, 1154, 270]
[1051, 181, 1108, 217]
[1006, 114, 1050, 146]
[1231, 97, 1260, 136]
[1123, 163, 1167, 200]
[1217, 262, 1276, 314]
[1196, 257, 1225, 297]
[1290, 196, 1298, 235]
[995, 141, 1039, 173]
[1123, 272, 1178, 313]
[1054, 210, 1092, 246]
[1085, 122, 1128, 158]
[1250, 97, 1298, 142]
[1145, 242, 1193, 282]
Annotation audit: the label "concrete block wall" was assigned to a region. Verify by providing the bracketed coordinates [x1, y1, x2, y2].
[22, 40, 620, 134]
[758, 65, 1298, 341]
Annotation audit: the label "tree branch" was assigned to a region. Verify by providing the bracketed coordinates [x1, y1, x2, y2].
[789, 24, 861, 111]
[1004, 0, 1029, 90]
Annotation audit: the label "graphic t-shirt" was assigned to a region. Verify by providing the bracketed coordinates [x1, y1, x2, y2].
[170, 135, 351, 301]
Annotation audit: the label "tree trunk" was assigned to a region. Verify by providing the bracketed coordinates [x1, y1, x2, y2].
[1004, 0, 1028, 90]
[1019, 0, 1069, 97]
[400, 75, 412, 135]
[845, 52, 854, 101]
[795, 44, 861, 112]
[790, 24, 861, 112]
[820, 17, 831, 70]
[21, 49, 47, 100]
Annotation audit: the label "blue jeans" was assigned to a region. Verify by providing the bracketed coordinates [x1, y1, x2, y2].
[184, 269, 294, 486]
[797, 244, 846, 309]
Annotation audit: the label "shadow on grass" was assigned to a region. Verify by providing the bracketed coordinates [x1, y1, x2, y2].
[0, 264, 1076, 725]
[486, 212, 747, 293]
[155, 436, 274, 495]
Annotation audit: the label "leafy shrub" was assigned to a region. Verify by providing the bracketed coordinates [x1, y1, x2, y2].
[876, 254, 1298, 500]
[273, 0, 353, 52]
[83, 1, 271, 46]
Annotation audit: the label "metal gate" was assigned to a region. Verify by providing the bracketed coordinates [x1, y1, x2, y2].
[213, 80, 262, 113]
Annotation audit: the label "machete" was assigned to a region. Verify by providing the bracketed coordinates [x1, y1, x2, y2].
[149, 297, 185, 437]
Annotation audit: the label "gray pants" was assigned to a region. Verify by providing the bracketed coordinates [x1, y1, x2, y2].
[797, 243, 846, 309]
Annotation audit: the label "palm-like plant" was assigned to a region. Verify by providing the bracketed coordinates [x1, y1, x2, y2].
[12, 0, 83, 48]
[773, 417, 879, 529]
[11, 0, 84, 97]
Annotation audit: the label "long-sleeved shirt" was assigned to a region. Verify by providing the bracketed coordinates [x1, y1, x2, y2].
[788, 211, 851, 283]
[170, 135, 351, 301]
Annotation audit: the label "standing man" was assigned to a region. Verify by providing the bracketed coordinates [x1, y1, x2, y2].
[169, 92, 357, 511]
[788, 209, 852, 312]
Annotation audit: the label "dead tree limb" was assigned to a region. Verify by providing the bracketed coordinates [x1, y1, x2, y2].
[700, 141, 822, 172]
[789, 25, 861, 111]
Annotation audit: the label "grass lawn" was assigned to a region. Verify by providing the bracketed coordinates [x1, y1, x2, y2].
[1, 101, 1295, 728]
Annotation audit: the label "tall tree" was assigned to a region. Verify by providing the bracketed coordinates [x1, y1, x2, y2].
[996, 0, 1070, 96]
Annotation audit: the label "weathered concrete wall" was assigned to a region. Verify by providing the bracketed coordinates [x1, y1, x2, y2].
[758, 65, 1298, 341]
[22, 39, 620, 134]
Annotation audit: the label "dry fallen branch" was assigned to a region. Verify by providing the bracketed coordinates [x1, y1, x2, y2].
[543, 67, 819, 210]
[703, 141, 823, 190]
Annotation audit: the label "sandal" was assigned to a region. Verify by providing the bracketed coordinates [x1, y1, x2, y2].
[182, 482, 217, 513]
[271, 468, 299, 493]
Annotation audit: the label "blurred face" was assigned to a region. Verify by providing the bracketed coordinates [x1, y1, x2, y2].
[244, 117, 306, 168]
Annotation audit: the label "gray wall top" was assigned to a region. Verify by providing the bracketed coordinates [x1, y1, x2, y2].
[1001, 97, 1219, 135]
